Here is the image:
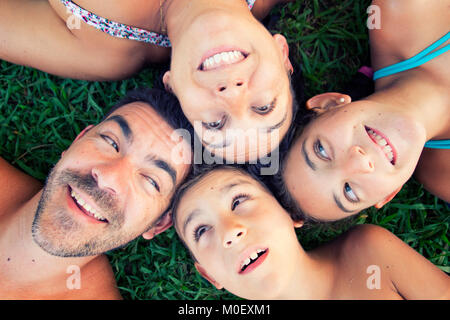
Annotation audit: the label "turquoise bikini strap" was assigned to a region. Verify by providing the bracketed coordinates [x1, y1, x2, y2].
[424, 140, 450, 149]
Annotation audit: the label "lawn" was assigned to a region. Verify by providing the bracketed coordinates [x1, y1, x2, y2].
[0, 0, 448, 300]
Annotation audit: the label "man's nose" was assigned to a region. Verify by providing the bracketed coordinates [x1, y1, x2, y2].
[91, 159, 128, 195]
[345, 145, 375, 174]
[222, 219, 247, 248]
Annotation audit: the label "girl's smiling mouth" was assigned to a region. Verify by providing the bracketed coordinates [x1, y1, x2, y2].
[365, 126, 397, 165]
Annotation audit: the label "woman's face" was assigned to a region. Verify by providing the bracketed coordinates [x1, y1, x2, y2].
[165, 9, 293, 163]
[175, 169, 302, 299]
[283, 97, 426, 221]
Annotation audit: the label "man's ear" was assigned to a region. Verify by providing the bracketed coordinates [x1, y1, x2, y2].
[306, 93, 352, 115]
[142, 212, 173, 240]
[374, 186, 402, 209]
[162, 71, 173, 93]
[273, 34, 293, 75]
[62, 125, 95, 157]
[195, 262, 223, 290]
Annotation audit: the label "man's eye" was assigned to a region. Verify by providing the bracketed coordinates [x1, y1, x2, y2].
[193, 225, 210, 242]
[144, 176, 160, 192]
[231, 194, 250, 211]
[101, 134, 119, 152]
[314, 140, 330, 160]
[344, 183, 359, 203]
[202, 115, 227, 130]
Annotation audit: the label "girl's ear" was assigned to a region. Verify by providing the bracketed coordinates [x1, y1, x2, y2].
[162, 71, 173, 93]
[374, 186, 402, 209]
[195, 262, 223, 290]
[306, 93, 352, 115]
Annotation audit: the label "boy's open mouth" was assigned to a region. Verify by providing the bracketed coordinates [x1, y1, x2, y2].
[365, 126, 397, 165]
[238, 248, 268, 275]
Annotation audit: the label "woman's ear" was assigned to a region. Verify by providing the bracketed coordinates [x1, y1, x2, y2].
[195, 262, 223, 290]
[162, 71, 173, 93]
[374, 186, 402, 209]
[142, 212, 173, 240]
[306, 92, 352, 115]
[273, 34, 293, 74]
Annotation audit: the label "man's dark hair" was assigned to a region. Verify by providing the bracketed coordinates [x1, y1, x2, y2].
[103, 87, 195, 143]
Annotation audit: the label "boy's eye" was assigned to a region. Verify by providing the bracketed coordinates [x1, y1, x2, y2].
[193, 225, 210, 242]
[314, 140, 330, 160]
[344, 183, 359, 203]
[101, 134, 119, 152]
[231, 194, 250, 211]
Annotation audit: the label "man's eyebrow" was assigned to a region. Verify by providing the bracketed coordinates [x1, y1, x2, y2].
[104, 115, 133, 144]
[301, 139, 317, 171]
[333, 193, 357, 214]
[183, 209, 201, 238]
[145, 155, 177, 187]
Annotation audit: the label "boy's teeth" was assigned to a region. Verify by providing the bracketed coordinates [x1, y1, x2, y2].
[241, 249, 267, 270]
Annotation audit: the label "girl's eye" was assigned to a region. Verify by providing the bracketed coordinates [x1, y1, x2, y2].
[231, 194, 250, 211]
[193, 225, 210, 242]
[202, 115, 227, 130]
[144, 176, 160, 193]
[314, 140, 330, 160]
[101, 134, 119, 152]
[344, 183, 359, 203]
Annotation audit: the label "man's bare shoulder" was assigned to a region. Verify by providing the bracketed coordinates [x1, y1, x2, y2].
[0, 157, 42, 217]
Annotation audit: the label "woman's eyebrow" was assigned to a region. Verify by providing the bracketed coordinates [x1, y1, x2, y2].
[263, 110, 287, 133]
[333, 193, 357, 214]
[301, 139, 317, 171]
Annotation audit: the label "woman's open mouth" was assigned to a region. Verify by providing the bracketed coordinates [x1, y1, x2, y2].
[365, 126, 397, 165]
[198, 48, 248, 71]
[238, 248, 269, 275]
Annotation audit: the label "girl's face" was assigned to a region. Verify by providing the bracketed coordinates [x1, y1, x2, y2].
[283, 96, 426, 221]
[175, 169, 302, 299]
[165, 8, 293, 163]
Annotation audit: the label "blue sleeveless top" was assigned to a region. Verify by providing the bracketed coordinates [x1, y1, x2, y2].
[373, 32, 450, 150]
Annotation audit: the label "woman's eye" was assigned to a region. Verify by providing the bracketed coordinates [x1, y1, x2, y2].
[202, 116, 226, 130]
[314, 140, 330, 160]
[344, 183, 359, 203]
[101, 134, 119, 152]
[252, 101, 275, 115]
[231, 194, 250, 211]
[193, 225, 210, 242]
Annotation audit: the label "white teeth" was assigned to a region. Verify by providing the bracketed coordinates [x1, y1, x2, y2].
[241, 249, 266, 270]
[367, 127, 395, 164]
[71, 190, 106, 221]
[202, 50, 245, 70]
[250, 252, 258, 260]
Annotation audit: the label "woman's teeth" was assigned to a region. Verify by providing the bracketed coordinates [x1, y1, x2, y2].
[366, 128, 395, 164]
[201, 51, 245, 71]
[71, 190, 107, 222]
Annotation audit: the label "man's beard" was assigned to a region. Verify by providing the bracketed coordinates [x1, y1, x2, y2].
[32, 167, 139, 257]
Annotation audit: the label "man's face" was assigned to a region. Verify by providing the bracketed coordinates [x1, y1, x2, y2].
[165, 7, 293, 162]
[32, 102, 192, 257]
[175, 169, 301, 299]
[283, 99, 425, 221]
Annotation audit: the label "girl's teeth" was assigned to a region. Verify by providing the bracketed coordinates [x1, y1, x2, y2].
[250, 252, 258, 260]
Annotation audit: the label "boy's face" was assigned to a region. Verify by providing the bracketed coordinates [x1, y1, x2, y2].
[175, 169, 302, 299]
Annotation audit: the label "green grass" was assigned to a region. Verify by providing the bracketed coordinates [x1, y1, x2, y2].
[0, 0, 448, 300]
